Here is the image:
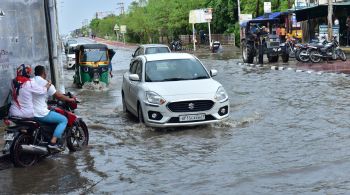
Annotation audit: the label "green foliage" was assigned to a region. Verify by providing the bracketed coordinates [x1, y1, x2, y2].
[86, 0, 294, 44]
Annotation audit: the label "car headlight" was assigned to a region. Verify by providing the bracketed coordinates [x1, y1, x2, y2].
[214, 86, 228, 102]
[145, 91, 166, 105]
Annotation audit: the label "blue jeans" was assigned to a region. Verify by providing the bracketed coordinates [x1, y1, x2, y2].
[35, 111, 67, 139]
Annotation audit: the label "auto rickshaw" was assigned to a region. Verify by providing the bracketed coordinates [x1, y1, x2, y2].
[73, 44, 115, 87]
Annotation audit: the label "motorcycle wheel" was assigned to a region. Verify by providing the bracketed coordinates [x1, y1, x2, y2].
[295, 49, 301, 61]
[11, 134, 38, 167]
[337, 49, 347, 61]
[297, 49, 310, 62]
[67, 119, 89, 152]
[310, 50, 322, 63]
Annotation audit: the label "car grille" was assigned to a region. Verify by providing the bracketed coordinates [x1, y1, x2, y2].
[167, 100, 214, 112]
[269, 42, 280, 47]
[168, 115, 216, 123]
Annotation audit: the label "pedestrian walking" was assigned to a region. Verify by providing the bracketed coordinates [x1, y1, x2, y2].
[346, 16, 350, 46]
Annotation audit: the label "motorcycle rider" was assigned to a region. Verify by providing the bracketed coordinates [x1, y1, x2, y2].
[33, 65, 75, 150]
[9, 64, 51, 118]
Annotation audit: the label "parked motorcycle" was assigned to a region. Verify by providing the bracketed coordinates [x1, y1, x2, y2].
[212, 41, 221, 53]
[309, 36, 347, 63]
[295, 43, 310, 62]
[296, 39, 328, 63]
[2, 92, 89, 167]
[285, 37, 298, 58]
[170, 39, 182, 51]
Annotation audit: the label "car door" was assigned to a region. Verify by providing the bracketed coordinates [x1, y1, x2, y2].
[124, 60, 138, 110]
[129, 59, 143, 113]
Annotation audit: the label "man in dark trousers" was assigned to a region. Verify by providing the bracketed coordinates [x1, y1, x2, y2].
[346, 16, 350, 46]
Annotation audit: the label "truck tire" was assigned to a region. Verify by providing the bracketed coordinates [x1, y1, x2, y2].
[282, 53, 289, 63]
[268, 55, 279, 63]
[258, 44, 264, 64]
[242, 40, 254, 63]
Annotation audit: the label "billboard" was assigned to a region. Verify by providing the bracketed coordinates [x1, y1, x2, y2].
[189, 8, 213, 24]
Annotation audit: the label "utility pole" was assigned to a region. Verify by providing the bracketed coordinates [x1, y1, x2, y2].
[117, 2, 124, 15]
[237, 0, 241, 18]
[328, 0, 333, 41]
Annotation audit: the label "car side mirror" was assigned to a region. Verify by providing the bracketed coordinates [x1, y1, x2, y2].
[129, 74, 140, 81]
[132, 53, 135, 57]
[210, 69, 218, 77]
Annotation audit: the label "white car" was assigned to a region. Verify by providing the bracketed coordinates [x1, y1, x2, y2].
[66, 43, 78, 69]
[132, 44, 171, 59]
[122, 53, 229, 127]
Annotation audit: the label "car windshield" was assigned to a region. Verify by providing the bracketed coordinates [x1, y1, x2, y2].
[145, 58, 209, 82]
[68, 47, 75, 54]
[81, 49, 108, 62]
[145, 47, 170, 54]
[66, 40, 77, 45]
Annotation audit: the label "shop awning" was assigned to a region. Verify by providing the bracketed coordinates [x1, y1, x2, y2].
[293, 2, 350, 22]
[240, 12, 288, 27]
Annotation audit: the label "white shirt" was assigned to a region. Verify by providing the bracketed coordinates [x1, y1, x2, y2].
[33, 76, 57, 117]
[9, 79, 48, 118]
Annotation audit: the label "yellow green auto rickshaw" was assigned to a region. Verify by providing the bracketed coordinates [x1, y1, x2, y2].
[73, 44, 115, 87]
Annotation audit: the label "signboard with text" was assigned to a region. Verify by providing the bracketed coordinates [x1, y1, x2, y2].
[264, 2, 271, 14]
[189, 8, 213, 24]
[120, 25, 127, 33]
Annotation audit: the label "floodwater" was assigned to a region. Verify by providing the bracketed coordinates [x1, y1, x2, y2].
[2, 39, 350, 194]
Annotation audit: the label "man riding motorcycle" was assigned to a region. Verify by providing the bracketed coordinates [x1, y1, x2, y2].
[33, 65, 75, 151]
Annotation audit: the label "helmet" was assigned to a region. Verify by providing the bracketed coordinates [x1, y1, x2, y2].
[16, 64, 32, 78]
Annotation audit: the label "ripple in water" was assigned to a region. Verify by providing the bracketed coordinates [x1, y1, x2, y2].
[82, 82, 108, 91]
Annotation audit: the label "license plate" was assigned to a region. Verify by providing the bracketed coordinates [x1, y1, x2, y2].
[179, 114, 205, 122]
[4, 133, 14, 141]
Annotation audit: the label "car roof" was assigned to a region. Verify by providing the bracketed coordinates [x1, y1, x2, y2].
[143, 53, 195, 62]
[140, 44, 169, 48]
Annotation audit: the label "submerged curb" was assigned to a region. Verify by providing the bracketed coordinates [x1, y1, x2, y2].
[238, 62, 350, 77]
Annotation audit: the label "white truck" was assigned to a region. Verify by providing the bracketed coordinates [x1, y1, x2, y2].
[0, 0, 63, 117]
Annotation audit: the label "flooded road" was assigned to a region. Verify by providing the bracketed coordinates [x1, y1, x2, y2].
[2, 40, 350, 194]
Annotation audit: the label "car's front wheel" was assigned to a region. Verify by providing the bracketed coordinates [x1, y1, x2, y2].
[122, 92, 128, 113]
[138, 104, 144, 123]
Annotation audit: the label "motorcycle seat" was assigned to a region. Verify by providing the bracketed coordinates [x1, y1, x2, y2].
[9, 116, 39, 129]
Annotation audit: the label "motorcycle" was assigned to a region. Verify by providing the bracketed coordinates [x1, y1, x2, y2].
[309, 36, 347, 63]
[285, 37, 298, 58]
[212, 41, 221, 53]
[170, 39, 182, 51]
[2, 92, 89, 167]
[296, 38, 328, 63]
[295, 43, 310, 62]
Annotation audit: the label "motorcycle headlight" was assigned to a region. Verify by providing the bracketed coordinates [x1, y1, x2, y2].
[145, 91, 166, 105]
[214, 86, 228, 102]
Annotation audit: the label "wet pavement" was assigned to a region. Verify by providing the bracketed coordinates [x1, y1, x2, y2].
[2, 38, 350, 194]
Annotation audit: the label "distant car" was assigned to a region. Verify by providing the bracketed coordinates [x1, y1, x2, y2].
[65, 39, 78, 53]
[66, 43, 78, 69]
[132, 44, 171, 59]
[122, 53, 229, 128]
